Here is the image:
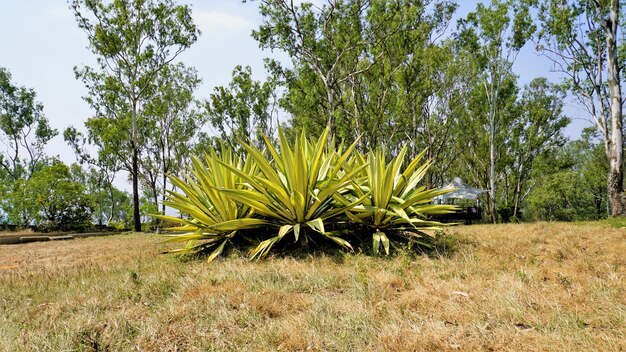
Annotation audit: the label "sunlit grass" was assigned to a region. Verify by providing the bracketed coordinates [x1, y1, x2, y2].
[0, 222, 624, 351]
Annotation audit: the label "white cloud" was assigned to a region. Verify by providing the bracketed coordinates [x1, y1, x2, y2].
[194, 11, 255, 34]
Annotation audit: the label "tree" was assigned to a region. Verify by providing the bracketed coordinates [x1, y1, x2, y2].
[381, 31, 466, 186]
[71, 0, 199, 231]
[67, 162, 131, 228]
[536, 0, 625, 216]
[526, 134, 608, 221]
[64, 127, 122, 225]
[206, 65, 278, 154]
[450, 67, 519, 220]
[457, 0, 535, 222]
[0, 178, 33, 226]
[505, 78, 569, 218]
[24, 162, 94, 231]
[0, 67, 57, 181]
[253, 0, 404, 140]
[333, 0, 460, 165]
[141, 63, 205, 214]
[0, 67, 57, 226]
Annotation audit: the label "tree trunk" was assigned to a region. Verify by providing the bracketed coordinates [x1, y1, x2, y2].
[326, 84, 335, 138]
[161, 172, 167, 215]
[97, 177, 104, 228]
[107, 182, 115, 224]
[605, 0, 626, 216]
[489, 112, 497, 223]
[151, 180, 159, 216]
[513, 163, 524, 218]
[132, 145, 141, 231]
[131, 104, 142, 232]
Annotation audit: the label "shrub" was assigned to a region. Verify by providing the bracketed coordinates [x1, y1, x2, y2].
[157, 128, 453, 260]
[218, 128, 366, 258]
[26, 163, 94, 231]
[342, 147, 456, 254]
[155, 146, 270, 261]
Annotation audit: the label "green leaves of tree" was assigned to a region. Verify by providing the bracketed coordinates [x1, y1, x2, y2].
[0, 67, 57, 181]
[70, 0, 201, 230]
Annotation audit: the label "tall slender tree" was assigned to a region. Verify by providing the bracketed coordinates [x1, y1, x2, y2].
[71, 0, 199, 231]
[457, 0, 535, 222]
[506, 78, 570, 217]
[0, 67, 57, 181]
[141, 63, 204, 214]
[206, 65, 279, 154]
[537, 0, 625, 216]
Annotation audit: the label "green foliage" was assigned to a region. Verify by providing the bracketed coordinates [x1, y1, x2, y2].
[155, 145, 269, 262]
[0, 67, 57, 181]
[345, 147, 456, 254]
[25, 163, 94, 231]
[206, 65, 277, 154]
[602, 216, 626, 228]
[0, 178, 33, 226]
[525, 138, 608, 221]
[68, 163, 132, 228]
[158, 128, 452, 260]
[219, 128, 365, 258]
[71, 0, 201, 231]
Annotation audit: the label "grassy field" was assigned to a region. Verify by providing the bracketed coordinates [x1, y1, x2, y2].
[0, 222, 624, 351]
[0, 229, 36, 238]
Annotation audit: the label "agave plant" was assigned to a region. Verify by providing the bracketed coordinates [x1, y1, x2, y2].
[218, 127, 368, 259]
[342, 147, 457, 254]
[154, 145, 270, 262]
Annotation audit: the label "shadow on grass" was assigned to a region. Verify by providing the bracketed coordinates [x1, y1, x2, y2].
[414, 231, 460, 258]
[168, 230, 462, 264]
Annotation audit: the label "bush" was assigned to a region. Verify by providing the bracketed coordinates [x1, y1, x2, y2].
[343, 147, 456, 254]
[26, 163, 94, 231]
[155, 145, 270, 261]
[157, 128, 454, 260]
[0, 178, 35, 227]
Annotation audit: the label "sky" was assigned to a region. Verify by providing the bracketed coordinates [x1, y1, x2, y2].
[0, 0, 591, 189]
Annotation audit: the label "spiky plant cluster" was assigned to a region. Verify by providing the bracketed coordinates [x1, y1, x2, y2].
[155, 128, 456, 261]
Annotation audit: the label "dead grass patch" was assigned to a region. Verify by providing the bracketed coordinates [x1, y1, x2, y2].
[0, 229, 35, 238]
[0, 222, 624, 351]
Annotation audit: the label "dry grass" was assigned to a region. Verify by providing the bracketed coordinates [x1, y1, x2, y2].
[0, 222, 624, 351]
[0, 229, 36, 238]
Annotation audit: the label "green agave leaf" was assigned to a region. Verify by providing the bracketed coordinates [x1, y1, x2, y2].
[380, 232, 390, 255]
[345, 210, 367, 223]
[151, 214, 199, 230]
[326, 234, 353, 251]
[278, 224, 293, 238]
[306, 218, 325, 234]
[161, 232, 220, 243]
[249, 236, 281, 260]
[207, 240, 228, 263]
[372, 231, 390, 255]
[373, 231, 382, 254]
[410, 204, 458, 215]
[207, 218, 270, 231]
[293, 223, 301, 242]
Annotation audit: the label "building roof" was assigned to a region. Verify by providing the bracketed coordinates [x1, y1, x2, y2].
[439, 177, 487, 200]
